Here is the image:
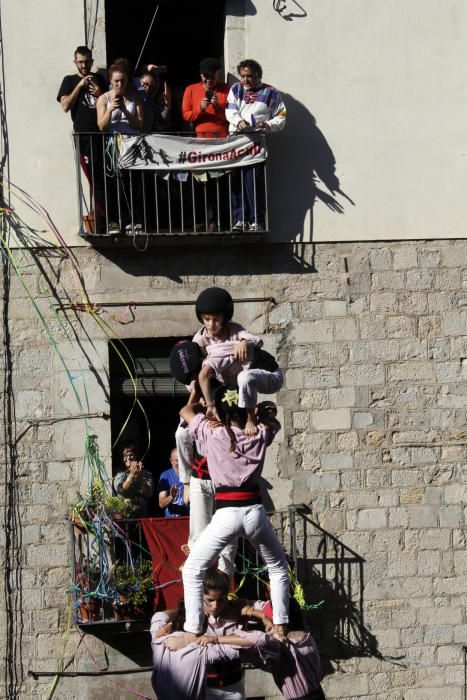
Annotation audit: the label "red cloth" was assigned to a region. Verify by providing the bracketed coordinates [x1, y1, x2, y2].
[141, 517, 189, 610]
[182, 82, 229, 137]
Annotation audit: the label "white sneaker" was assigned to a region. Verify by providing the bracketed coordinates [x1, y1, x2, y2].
[125, 223, 143, 234]
[232, 221, 249, 231]
[249, 223, 264, 232]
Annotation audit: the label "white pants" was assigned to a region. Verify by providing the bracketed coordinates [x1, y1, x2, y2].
[176, 423, 194, 484]
[183, 504, 289, 633]
[207, 678, 245, 699]
[237, 368, 283, 409]
[189, 476, 237, 577]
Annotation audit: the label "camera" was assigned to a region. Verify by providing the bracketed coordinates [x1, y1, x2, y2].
[205, 90, 214, 102]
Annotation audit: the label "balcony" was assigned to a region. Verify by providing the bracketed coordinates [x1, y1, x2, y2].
[73, 131, 269, 246]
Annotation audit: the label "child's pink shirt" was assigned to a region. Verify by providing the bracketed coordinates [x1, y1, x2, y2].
[188, 413, 278, 488]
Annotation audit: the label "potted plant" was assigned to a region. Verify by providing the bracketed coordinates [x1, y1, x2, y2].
[75, 561, 105, 623]
[111, 560, 154, 620]
[103, 495, 137, 521]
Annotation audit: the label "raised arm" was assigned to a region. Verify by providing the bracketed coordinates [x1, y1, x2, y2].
[60, 76, 87, 113]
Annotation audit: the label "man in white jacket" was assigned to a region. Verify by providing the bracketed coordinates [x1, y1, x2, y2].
[226, 59, 286, 232]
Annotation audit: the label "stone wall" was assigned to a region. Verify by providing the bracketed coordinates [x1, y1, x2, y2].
[0, 239, 466, 699]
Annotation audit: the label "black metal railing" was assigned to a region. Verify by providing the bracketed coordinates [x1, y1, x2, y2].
[73, 132, 269, 238]
[69, 504, 367, 657]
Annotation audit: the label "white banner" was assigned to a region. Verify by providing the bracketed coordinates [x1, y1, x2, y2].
[118, 133, 267, 171]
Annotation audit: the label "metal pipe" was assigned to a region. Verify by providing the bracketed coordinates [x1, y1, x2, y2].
[29, 668, 153, 679]
[56, 297, 276, 310]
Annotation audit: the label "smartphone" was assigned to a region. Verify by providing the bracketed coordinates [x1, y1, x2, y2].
[205, 90, 214, 102]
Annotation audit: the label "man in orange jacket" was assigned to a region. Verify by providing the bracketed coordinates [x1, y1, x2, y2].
[182, 57, 229, 138]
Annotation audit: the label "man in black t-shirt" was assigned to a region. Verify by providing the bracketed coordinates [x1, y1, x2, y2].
[57, 46, 107, 229]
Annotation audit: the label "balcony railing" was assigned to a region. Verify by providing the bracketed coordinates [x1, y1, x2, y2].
[69, 504, 368, 659]
[73, 131, 269, 240]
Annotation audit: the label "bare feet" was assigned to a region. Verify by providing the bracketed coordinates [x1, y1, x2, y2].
[244, 418, 258, 436]
[164, 632, 200, 651]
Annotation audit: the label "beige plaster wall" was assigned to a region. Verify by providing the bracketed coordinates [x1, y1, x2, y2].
[236, 0, 467, 242]
[3, 1, 467, 245]
[2, 0, 105, 244]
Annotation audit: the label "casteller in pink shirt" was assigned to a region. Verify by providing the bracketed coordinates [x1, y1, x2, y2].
[188, 412, 278, 488]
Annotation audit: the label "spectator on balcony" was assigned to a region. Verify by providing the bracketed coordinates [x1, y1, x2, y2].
[96, 60, 143, 135]
[113, 444, 154, 518]
[182, 57, 229, 138]
[57, 46, 107, 227]
[96, 61, 144, 232]
[135, 65, 172, 133]
[158, 449, 190, 518]
[226, 59, 286, 232]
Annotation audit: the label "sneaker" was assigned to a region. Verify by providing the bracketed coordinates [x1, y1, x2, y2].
[249, 223, 264, 232]
[232, 221, 249, 232]
[125, 223, 143, 234]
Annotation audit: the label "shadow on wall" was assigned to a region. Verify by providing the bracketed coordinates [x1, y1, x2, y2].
[268, 93, 354, 244]
[283, 507, 404, 679]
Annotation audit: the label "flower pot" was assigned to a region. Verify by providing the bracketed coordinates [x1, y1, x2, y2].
[79, 598, 102, 623]
[113, 596, 132, 621]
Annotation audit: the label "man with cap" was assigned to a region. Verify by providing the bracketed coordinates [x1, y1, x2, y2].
[182, 57, 230, 138]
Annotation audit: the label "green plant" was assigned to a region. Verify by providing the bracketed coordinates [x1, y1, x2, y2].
[111, 560, 153, 606]
[104, 495, 137, 519]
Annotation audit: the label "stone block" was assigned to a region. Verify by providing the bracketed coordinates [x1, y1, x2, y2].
[439, 505, 463, 528]
[353, 412, 374, 429]
[436, 268, 461, 290]
[329, 387, 356, 408]
[408, 506, 438, 528]
[388, 361, 434, 382]
[356, 508, 387, 529]
[370, 292, 398, 312]
[387, 552, 417, 576]
[299, 389, 328, 408]
[296, 300, 323, 319]
[334, 317, 358, 340]
[418, 249, 441, 268]
[285, 368, 304, 390]
[27, 544, 69, 567]
[388, 507, 409, 527]
[417, 550, 441, 575]
[322, 672, 368, 698]
[320, 452, 353, 470]
[359, 314, 387, 339]
[292, 411, 309, 430]
[442, 310, 467, 337]
[398, 291, 429, 314]
[323, 299, 347, 316]
[47, 462, 71, 481]
[269, 302, 292, 325]
[372, 271, 405, 290]
[304, 368, 339, 388]
[292, 320, 333, 343]
[418, 605, 462, 625]
[436, 361, 462, 381]
[312, 408, 351, 431]
[340, 363, 385, 386]
[406, 269, 434, 290]
[423, 625, 453, 644]
[368, 248, 392, 271]
[393, 247, 418, 269]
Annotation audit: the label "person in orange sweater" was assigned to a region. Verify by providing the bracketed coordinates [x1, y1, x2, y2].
[182, 57, 229, 138]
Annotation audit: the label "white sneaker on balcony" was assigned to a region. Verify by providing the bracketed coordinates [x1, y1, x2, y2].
[125, 223, 143, 234]
[232, 221, 249, 231]
[249, 223, 264, 232]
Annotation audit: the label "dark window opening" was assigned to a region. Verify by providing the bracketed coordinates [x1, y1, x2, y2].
[105, 0, 226, 128]
[109, 337, 189, 516]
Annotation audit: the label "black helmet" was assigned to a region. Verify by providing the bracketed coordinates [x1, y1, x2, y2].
[169, 341, 202, 385]
[195, 287, 234, 323]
